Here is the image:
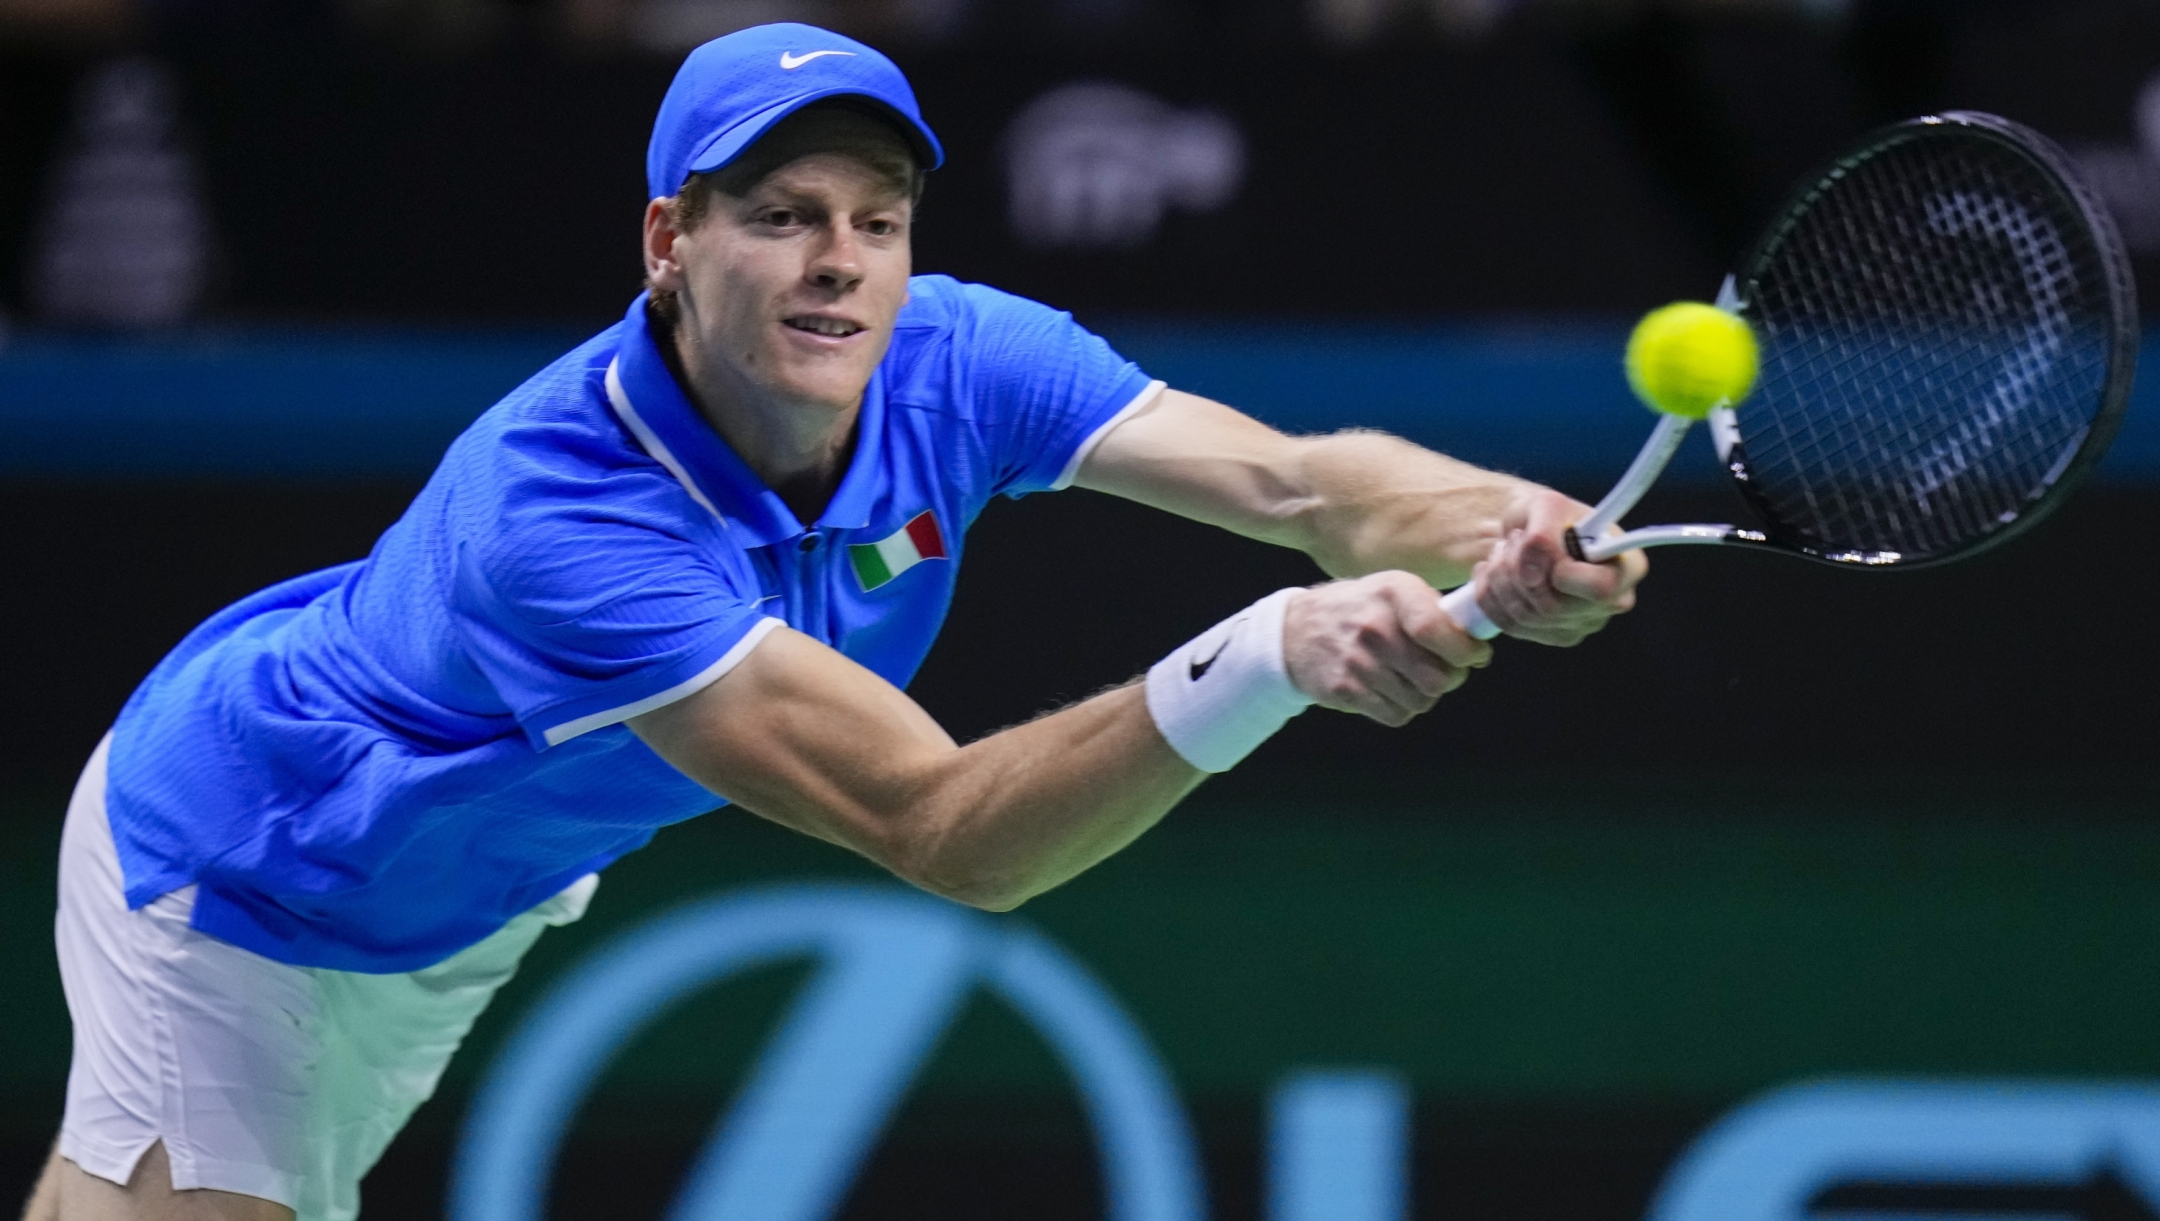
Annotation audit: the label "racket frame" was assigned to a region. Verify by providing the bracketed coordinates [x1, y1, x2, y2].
[1441, 111, 2138, 638]
[1708, 112, 2137, 570]
[1578, 114, 2136, 569]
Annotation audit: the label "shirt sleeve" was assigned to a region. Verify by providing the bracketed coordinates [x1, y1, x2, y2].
[449, 461, 781, 749]
[952, 283, 1163, 498]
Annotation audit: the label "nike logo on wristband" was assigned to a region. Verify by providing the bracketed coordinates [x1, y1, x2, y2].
[1189, 638, 1230, 681]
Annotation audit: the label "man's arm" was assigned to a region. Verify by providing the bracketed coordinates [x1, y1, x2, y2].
[631, 572, 1485, 911]
[1075, 389, 1647, 644]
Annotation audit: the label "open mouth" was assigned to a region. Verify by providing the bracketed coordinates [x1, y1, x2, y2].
[783, 316, 864, 338]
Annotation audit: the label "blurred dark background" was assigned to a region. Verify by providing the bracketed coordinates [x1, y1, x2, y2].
[4, 1, 2160, 1218]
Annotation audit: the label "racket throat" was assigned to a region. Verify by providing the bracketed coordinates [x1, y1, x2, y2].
[1574, 410, 1696, 545]
[1578, 523, 1762, 562]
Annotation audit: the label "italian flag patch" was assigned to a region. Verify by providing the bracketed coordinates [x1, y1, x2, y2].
[849, 510, 948, 591]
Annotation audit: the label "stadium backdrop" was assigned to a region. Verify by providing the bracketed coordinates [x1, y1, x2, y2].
[4, 3, 2160, 1218]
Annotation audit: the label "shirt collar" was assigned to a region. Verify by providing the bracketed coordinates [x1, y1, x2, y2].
[608, 292, 888, 546]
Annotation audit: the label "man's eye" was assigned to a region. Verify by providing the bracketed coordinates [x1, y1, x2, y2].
[762, 210, 799, 227]
[864, 219, 897, 237]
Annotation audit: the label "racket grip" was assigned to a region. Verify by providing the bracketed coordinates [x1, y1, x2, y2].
[1439, 585, 1502, 641]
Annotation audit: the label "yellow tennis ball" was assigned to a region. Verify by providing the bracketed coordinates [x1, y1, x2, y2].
[1624, 301, 1759, 420]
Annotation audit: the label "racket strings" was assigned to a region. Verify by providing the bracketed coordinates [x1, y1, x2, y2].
[1735, 129, 2114, 559]
[1774, 154, 2077, 549]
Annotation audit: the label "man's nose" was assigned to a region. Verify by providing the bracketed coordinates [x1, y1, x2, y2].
[807, 222, 865, 292]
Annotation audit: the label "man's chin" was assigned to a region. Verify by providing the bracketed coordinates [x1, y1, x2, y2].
[769, 374, 874, 415]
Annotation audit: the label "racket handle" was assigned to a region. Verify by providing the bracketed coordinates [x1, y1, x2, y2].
[1439, 585, 1502, 641]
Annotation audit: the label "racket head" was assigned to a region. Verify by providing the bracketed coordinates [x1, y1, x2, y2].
[1720, 110, 2138, 569]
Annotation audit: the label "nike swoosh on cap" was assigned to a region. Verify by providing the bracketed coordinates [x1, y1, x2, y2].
[779, 50, 855, 69]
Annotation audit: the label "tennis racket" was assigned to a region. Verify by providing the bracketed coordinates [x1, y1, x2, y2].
[1441, 110, 2138, 640]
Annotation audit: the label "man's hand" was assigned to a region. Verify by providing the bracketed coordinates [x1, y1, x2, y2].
[1470, 488, 1648, 646]
[1285, 571, 1493, 726]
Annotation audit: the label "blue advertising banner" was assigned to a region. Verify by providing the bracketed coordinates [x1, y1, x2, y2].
[453, 880, 2160, 1221]
[3, 325, 2157, 483]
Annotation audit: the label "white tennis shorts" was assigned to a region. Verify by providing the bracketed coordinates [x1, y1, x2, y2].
[55, 735, 597, 1221]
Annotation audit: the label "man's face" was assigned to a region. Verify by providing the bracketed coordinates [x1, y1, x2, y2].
[655, 146, 913, 417]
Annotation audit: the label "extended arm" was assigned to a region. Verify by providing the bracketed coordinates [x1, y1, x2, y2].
[1078, 389, 1529, 586]
[1076, 389, 1647, 644]
[632, 571, 1486, 911]
[631, 628, 1197, 911]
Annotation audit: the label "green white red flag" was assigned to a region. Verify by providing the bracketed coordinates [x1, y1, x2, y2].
[849, 510, 947, 591]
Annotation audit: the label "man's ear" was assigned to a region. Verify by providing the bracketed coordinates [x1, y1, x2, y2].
[643, 198, 687, 292]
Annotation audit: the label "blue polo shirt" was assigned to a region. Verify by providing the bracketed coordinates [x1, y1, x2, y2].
[102, 277, 1161, 972]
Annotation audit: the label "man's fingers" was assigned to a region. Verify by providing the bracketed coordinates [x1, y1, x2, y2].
[1478, 555, 1601, 647]
[1548, 561, 1619, 602]
[1476, 533, 1558, 634]
[1380, 632, 1467, 700]
[1314, 653, 1428, 726]
[1549, 544, 1646, 605]
[1387, 573, 1492, 671]
[1355, 574, 1477, 720]
[1480, 487, 1650, 645]
[1362, 662, 1441, 724]
[1514, 529, 1556, 591]
[1505, 533, 1566, 618]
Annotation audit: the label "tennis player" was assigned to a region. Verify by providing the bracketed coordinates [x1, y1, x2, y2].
[26, 23, 1644, 1221]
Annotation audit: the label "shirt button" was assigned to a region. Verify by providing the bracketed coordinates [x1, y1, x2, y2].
[798, 532, 821, 553]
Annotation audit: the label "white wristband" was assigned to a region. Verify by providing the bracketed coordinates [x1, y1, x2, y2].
[1144, 588, 1314, 773]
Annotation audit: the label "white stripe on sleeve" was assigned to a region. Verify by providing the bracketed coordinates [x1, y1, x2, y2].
[1049, 379, 1168, 491]
[539, 616, 784, 747]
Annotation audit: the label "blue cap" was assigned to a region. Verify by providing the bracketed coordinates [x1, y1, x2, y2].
[646, 23, 944, 202]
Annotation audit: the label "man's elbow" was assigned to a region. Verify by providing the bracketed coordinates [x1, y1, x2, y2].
[943, 883, 1030, 913]
[909, 863, 1035, 913]
[888, 837, 1035, 912]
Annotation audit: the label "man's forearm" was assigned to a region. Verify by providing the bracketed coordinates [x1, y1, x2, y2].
[631, 631, 1202, 912]
[1273, 431, 1536, 586]
[896, 685, 1202, 910]
[1075, 390, 1536, 589]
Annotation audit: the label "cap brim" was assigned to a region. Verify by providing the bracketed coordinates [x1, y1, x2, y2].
[681, 88, 944, 184]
